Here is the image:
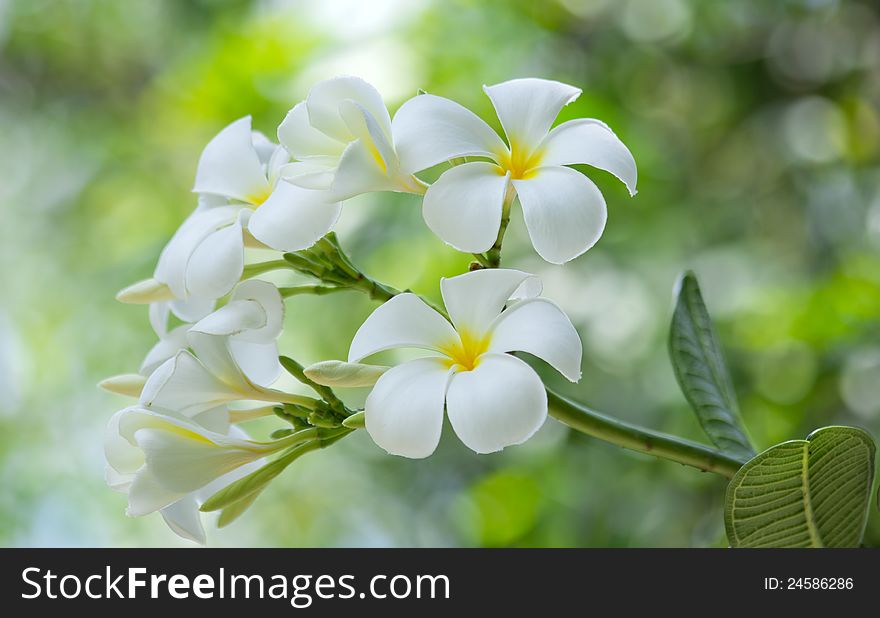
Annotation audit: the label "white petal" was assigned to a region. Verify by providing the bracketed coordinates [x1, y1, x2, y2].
[105, 409, 145, 476]
[190, 405, 232, 434]
[440, 269, 536, 335]
[193, 116, 271, 204]
[128, 469, 187, 516]
[134, 426, 264, 494]
[149, 302, 171, 337]
[513, 166, 607, 264]
[185, 331, 252, 390]
[229, 279, 285, 343]
[329, 138, 396, 201]
[540, 119, 637, 196]
[192, 300, 266, 339]
[279, 160, 336, 190]
[141, 324, 191, 376]
[159, 496, 206, 545]
[422, 162, 508, 253]
[484, 78, 581, 150]
[365, 358, 451, 458]
[348, 293, 457, 362]
[253, 132, 277, 165]
[445, 353, 547, 454]
[339, 99, 399, 173]
[169, 297, 215, 323]
[185, 214, 245, 300]
[278, 102, 345, 159]
[248, 181, 342, 252]
[154, 205, 240, 298]
[139, 352, 245, 417]
[228, 339, 282, 387]
[488, 298, 582, 381]
[392, 94, 506, 173]
[306, 76, 392, 143]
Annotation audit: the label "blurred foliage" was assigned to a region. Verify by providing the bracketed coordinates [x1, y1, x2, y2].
[1, 0, 879, 547]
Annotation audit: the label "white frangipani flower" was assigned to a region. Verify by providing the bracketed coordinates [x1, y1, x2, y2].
[393, 78, 638, 264]
[278, 76, 425, 201]
[155, 116, 342, 303]
[348, 269, 582, 458]
[101, 280, 284, 400]
[105, 406, 276, 544]
[140, 280, 289, 416]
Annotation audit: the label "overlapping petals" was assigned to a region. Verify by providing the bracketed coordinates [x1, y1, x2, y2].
[393, 77, 637, 263]
[154, 116, 340, 306]
[105, 406, 274, 543]
[278, 76, 424, 200]
[348, 269, 582, 457]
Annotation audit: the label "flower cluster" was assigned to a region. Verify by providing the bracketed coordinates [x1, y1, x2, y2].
[104, 75, 636, 543]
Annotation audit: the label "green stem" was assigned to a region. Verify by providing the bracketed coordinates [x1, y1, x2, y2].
[546, 389, 746, 478]
[351, 276, 400, 302]
[486, 188, 514, 268]
[472, 253, 492, 268]
[241, 260, 291, 279]
[279, 285, 347, 298]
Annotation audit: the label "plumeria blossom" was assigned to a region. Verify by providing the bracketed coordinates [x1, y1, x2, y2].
[105, 405, 280, 544]
[154, 116, 342, 305]
[347, 269, 582, 458]
[140, 280, 289, 416]
[393, 78, 638, 264]
[101, 280, 283, 400]
[278, 76, 425, 200]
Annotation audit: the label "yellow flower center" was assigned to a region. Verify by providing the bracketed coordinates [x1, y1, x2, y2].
[246, 186, 273, 207]
[496, 138, 544, 180]
[440, 329, 490, 373]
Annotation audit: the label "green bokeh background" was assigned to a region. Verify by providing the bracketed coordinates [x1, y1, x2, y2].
[1, 0, 879, 547]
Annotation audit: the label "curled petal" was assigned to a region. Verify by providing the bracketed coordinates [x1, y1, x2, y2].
[446, 354, 547, 454]
[365, 358, 451, 458]
[483, 78, 581, 152]
[248, 181, 342, 252]
[228, 339, 282, 387]
[349, 293, 457, 362]
[192, 116, 271, 204]
[278, 160, 336, 190]
[540, 119, 637, 196]
[191, 300, 266, 339]
[159, 496, 206, 545]
[330, 137, 397, 201]
[139, 352, 246, 417]
[488, 298, 582, 382]
[277, 101, 345, 159]
[154, 205, 240, 299]
[169, 297, 215, 324]
[141, 324, 190, 376]
[229, 279, 284, 343]
[184, 212, 246, 300]
[392, 94, 506, 173]
[306, 76, 392, 143]
[422, 161, 508, 254]
[513, 166, 607, 264]
[440, 268, 536, 336]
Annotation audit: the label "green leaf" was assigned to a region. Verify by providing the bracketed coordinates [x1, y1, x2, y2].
[200, 443, 313, 513]
[725, 426, 876, 548]
[669, 271, 755, 460]
[217, 491, 260, 528]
